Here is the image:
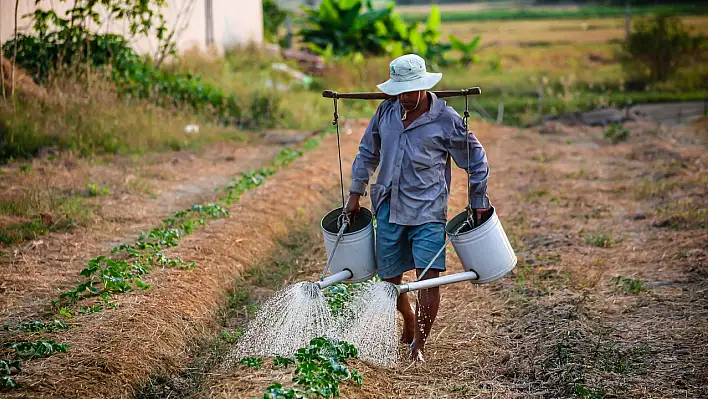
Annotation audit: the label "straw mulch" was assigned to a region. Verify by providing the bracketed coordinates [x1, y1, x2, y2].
[0, 142, 281, 319]
[194, 121, 707, 398]
[1, 128, 361, 398]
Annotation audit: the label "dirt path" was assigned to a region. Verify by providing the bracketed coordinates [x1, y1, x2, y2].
[193, 120, 707, 398]
[1, 141, 285, 321]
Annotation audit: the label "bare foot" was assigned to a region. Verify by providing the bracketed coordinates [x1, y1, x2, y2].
[400, 305, 415, 344]
[409, 341, 425, 363]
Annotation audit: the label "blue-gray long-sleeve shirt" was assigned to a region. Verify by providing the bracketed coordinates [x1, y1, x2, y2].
[349, 93, 490, 226]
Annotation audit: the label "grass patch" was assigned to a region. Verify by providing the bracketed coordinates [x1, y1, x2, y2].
[604, 123, 630, 143]
[0, 88, 248, 163]
[612, 276, 646, 294]
[584, 231, 620, 248]
[400, 5, 708, 23]
[0, 196, 95, 246]
[523, 188, 549, 202]
[633, 178, 677, 200]
[654, 201, 707, 230]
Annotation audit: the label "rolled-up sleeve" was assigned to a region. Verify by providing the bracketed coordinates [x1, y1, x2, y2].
[349, 105, 382, 195]
[446, 116, 490, 209]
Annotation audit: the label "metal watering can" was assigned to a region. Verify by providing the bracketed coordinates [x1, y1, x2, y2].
[315, 88, 516, 294]
[317, 206, 517, 294]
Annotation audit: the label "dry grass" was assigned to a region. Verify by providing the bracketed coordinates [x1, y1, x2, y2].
[443, 16, 708, 46]
[0, 124, 364, 398]
[0, 141, 283, 318]
[2, 114, 706, 398]
[180, 120, 707, 399]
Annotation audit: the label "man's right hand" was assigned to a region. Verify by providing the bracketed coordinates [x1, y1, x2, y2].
[344, 193, 361, 218]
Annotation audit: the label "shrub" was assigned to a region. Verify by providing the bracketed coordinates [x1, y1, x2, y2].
[299, 0, 464, 67]
[263, 0, 289, 43]
[621, 14, 706, 83]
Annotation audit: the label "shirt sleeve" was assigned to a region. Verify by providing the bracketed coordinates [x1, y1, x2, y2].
[445, 114, 490, 209]
[349, 102, 383, 195]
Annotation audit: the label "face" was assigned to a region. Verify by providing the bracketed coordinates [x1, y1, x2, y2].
[398, 90, 425, 110]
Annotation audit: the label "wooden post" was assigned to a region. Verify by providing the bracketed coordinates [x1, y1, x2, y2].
[11, 0, 19, 98]
[625, 0, 631, 41]
[285, 16, 292, 49]
[537, 82, 543, 125]
[496, 103, 504, 124]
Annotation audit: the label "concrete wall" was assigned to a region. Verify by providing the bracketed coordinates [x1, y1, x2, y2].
[0, 0, 263, 55]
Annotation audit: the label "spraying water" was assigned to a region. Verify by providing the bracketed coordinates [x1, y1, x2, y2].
[231, 281, 400, 366]
[231, 282, 337, 359]
[337, 282, 399, 366]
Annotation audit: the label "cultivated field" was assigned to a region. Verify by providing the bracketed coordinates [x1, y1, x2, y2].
[2, 116, 705, 397]
[1, 2, 707, 398]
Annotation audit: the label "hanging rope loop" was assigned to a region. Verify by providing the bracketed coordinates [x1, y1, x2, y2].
[333, 97, 346, 211]
[463, 94, 473, 225]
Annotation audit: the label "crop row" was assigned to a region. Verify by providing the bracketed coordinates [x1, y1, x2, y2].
[0, 135, 323, 390]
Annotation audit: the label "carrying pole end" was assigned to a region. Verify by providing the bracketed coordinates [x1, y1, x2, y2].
[322, 90, 338, 99]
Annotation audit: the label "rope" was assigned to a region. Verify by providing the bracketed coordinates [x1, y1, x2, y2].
[333, 97, 345, 210]
[464, 94, 472, 212]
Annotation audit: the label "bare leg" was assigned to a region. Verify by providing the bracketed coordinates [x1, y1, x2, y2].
[410, 269, 440, 362]
[383, 274, 415, 344]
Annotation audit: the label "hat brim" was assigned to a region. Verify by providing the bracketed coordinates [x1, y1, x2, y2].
[376, 72, 442, 96]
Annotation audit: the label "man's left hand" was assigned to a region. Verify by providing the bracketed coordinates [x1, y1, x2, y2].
[470, 207, 491, 226]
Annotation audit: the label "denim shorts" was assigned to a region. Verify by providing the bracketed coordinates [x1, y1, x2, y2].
[375, 198, 446, 279]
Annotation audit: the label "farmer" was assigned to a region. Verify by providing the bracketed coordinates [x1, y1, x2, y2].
[345, 54, 490, 362]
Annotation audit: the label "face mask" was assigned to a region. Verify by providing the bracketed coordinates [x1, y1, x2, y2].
[401, 91, 422, 121]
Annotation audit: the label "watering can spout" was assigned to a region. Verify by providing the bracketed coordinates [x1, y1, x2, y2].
[395, 271, 479, 294]
[315, 269, 353, 290]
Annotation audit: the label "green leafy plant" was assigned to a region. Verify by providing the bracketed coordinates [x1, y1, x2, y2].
[220, 329, 244, 344]
[449, 35, 482, 66]
[263, 0, 289, 43]
[2, 4, 244, 128]
[3, 320, 68, 333]
[3, 340, 70, 360]
[263, 383, 306, 399]
[293, 338, 362, 397]
[299, 0, 453, 67]
[575, 384, 605, 399]
[612, 276, 646, 294]
[0, 360, 22, 389]
[238, 357, 263, 369]
[87, 183, 110, 197]
[585, 232, 617, 248]
[273, 356, 295, 368]
[603, 124, 630, 143]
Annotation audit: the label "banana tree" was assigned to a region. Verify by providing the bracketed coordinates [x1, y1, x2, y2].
[449, 34, 482, 67]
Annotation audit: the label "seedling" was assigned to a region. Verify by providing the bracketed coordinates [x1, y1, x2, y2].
[603, 123, 630, 143]
[219, 329, 244, 344]
[264, 383, 305, 399]
[273, 356, 295, 368]
[585, 232, 617, 248]
[259, 338, 362, 398]
[3, 339, 69, 360]
[575, 385, 605, 399]
[0, 359, 21, 389]
[3, 320, 68, 333]
[238, 357, 263, 368]
[612, 276, 646, 293]
[86, 183, 110, 197]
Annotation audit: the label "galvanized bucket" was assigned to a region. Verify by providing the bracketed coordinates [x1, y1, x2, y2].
[445, 207, 517, 284]
[320, 207, 377, 283]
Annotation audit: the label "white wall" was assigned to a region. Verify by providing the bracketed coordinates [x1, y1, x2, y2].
[0, 0, 263, 55]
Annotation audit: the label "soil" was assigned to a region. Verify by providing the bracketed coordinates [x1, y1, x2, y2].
[1, 119, 705, 398]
